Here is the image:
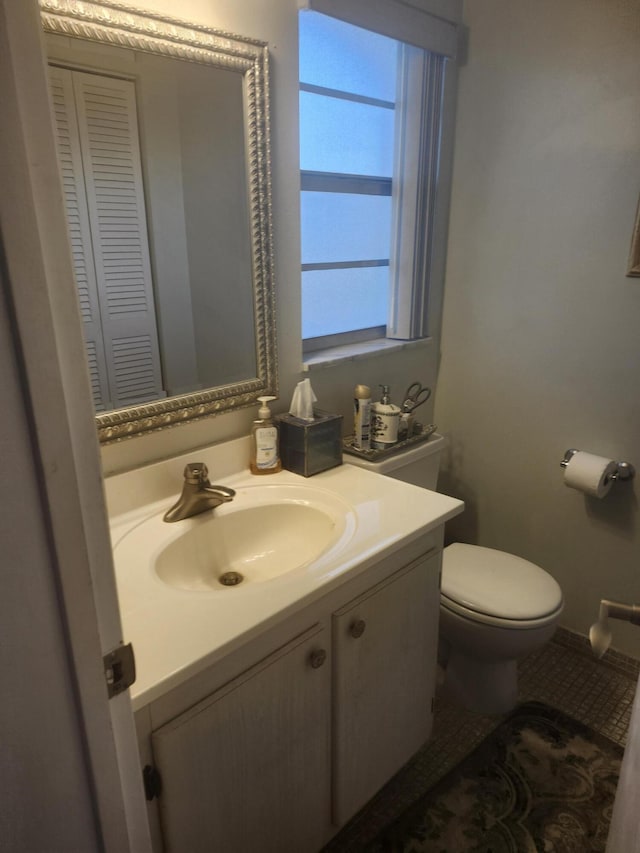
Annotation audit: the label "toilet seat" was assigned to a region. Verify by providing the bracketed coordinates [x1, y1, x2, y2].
[441, 543, 563, 630]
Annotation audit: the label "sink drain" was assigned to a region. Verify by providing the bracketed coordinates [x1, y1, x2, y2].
[219, 571, 244, 587]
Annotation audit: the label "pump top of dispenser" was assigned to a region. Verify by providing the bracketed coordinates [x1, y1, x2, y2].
[379, 385, 392, 404]
[257, 396, 276, 419]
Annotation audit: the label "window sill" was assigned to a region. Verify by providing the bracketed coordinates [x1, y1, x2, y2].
[303, 336, 433, 372]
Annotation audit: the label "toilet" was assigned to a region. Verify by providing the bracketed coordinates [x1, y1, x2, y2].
[345, 433, 563, 714]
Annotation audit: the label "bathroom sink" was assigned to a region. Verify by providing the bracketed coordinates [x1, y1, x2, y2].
[108, 452, 465, 707]
[114, 483, 357, 592]
[156, 502, 342, 590]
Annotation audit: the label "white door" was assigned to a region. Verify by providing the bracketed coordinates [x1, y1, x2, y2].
[606, 676, 640, 851]
[48, 64, 165, 410]
[1, 1, 150, 850]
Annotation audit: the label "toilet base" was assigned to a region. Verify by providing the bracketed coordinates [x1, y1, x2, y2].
[442, 650, 518, 715]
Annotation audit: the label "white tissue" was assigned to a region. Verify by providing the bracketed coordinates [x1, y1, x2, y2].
[289, 378, 317, 421]
[563, 451, 618, 498]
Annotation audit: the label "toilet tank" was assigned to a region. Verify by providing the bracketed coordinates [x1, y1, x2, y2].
[344, 433, 446, 490]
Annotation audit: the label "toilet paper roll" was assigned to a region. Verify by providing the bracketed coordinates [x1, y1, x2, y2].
[563, 451, 618, 498]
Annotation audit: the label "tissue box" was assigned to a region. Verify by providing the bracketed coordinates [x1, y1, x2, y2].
[276, 410, 343, 477]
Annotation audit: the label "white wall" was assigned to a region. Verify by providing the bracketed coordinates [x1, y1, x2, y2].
[99, 0, 440, 473]
[436, 0, 640, 655]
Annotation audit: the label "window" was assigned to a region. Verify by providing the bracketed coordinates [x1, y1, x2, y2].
[299, 8, 454, 353]
[300, 15, 396, 345]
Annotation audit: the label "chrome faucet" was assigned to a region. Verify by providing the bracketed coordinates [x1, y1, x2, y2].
[163, 463, 236, 523]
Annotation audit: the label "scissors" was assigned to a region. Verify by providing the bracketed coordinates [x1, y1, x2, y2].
[402, 382, 432, 413]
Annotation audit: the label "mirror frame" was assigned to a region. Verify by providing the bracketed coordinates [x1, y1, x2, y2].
[628, 194, 640, 278]
[40, 0, 277, 443]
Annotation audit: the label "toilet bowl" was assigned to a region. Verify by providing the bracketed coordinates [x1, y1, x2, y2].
[345, 433, 564, 713]
[439, 543, 563, 713]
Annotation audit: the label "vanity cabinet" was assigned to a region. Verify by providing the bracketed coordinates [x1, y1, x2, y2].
[151, 624, 331, 853]
[332, 553, 440, 825]
[139, 537, 443, 853]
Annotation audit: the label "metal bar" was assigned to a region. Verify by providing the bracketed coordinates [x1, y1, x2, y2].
[301, 170, 392, 195]
[300, 82, 394, 110]
[302, 259, 389, 272]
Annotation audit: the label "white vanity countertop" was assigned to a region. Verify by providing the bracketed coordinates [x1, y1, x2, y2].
[107, 443, 463, 710]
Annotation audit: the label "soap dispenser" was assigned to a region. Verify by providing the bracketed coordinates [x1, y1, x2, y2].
[250, 396, 282, 475]
[370, 385, 401, 450]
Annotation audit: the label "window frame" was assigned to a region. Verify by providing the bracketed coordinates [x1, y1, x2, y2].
[299, 7, 458, 354]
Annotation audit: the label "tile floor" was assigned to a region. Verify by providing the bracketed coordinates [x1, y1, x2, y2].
[323, 628, 638, 851]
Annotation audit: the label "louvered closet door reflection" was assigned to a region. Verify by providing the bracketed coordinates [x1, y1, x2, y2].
[49, 66, 165, 409]
[49, 66, 111, 410]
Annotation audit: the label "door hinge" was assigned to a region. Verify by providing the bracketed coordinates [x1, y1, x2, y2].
[143, 764, 162, 801]
[103, 642, 136, 698]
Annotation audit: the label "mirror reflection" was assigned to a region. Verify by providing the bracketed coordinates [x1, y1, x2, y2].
[41, 0, 277, 441]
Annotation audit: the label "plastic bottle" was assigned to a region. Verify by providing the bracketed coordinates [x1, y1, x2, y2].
[370, 385, 401, 450]
[353, 384, 371, 450]
[250, 396, 282, 475]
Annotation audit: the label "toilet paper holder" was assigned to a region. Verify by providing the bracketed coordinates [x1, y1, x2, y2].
[560, 449, 635, 482]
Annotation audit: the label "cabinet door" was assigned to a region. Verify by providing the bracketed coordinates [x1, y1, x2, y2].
[333, 553, 440, 825]
[151, 624, 330, 853]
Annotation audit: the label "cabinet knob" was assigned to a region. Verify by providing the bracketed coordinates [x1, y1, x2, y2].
[309, 649, 327, 669]
[350, 619, 366, 639]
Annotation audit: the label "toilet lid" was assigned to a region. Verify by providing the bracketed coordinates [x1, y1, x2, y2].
[441, 543, 563, 621]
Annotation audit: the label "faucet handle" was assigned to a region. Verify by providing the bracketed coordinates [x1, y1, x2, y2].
[184, 462, 209, 485]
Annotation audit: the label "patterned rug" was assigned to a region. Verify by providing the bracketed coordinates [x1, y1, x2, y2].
[368, 702, 622, 853]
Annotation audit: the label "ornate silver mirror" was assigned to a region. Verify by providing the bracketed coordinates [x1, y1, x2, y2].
[628, 194, 640, 277]
[40, 0, 277, 443]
